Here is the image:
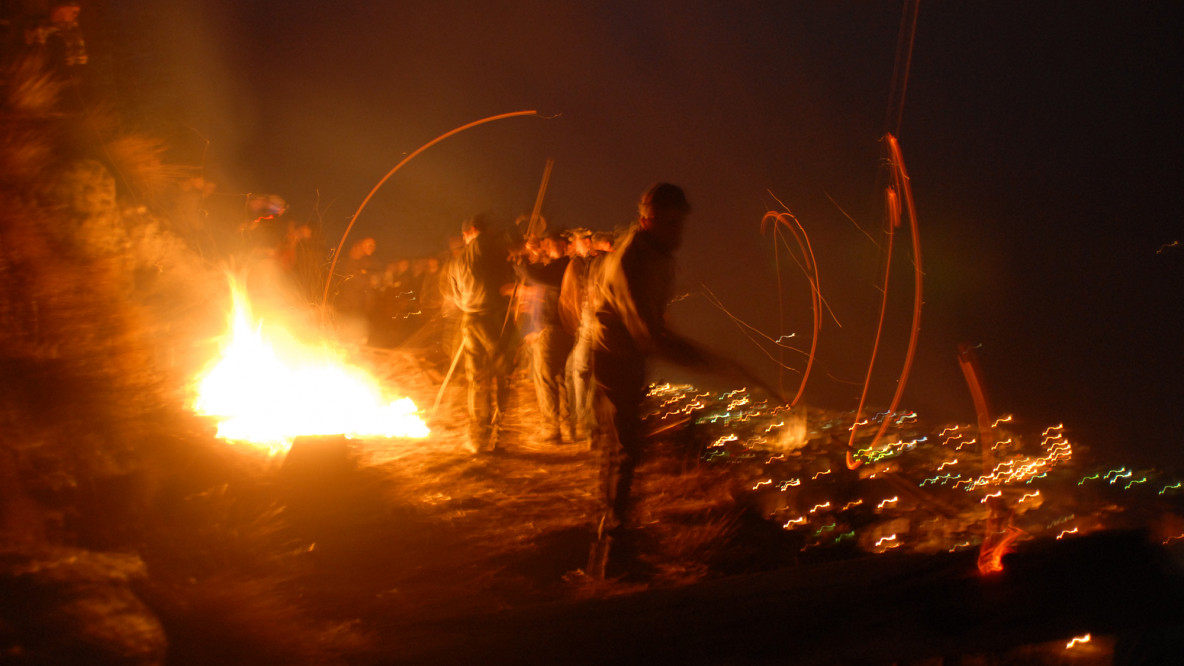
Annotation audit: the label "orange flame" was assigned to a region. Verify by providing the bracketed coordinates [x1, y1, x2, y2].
[977, 525, 1024, 575]
[193, 281, 429, 455]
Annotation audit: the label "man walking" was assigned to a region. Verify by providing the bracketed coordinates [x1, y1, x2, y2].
[590, 184, 711, 547]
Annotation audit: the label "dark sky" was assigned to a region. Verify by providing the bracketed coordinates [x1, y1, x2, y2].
[111, 1, 1183, 466]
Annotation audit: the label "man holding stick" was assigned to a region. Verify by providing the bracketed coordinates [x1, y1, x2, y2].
[445, 215, 515, 454]
[589, 183, 777, 573]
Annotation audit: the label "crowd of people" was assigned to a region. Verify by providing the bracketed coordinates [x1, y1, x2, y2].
[438, 215, 618, 453]
[244, 183, 734, 575]
[442, 184, 741, 574]
[333, 236, 450, 349]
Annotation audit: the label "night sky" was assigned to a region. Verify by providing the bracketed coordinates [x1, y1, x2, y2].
[106, 2, 1182, 466]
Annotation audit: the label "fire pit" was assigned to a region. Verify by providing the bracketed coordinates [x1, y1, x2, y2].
[191, 279, 429, 456]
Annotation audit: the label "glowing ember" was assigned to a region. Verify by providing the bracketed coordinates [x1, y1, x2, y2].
[977, 525, 1024, 575]
[192, 281, 429, 454]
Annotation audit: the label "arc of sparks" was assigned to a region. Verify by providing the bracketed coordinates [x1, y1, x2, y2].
[322, 109, 541, 309]
[761, 207, 825, 408]
[846, 133, 924, 469]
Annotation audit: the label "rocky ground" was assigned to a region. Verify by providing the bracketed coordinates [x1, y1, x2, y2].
[6, 340, 1184, 665]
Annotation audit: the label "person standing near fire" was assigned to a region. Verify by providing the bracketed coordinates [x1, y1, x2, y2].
[445, 215, 516, 453]
[515, 232, 574, 444]
[589, 183, 750, 574]
[334, 236, 379, 344]
[558, 228, 602, 443]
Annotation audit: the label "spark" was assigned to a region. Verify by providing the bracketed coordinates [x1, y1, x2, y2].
[1078, 473, 1100, 485]
[782, 516, 806, 528]
[1066, 634, 1091, 649]
[980, 490, 1002, 503]
[709, 434, 738, 448]
[1159, 482, 1182, 495]
[812, 469, 831, 480]
[850, 418, 873, 430]
[727, 396, 750, 411]
[1042, 423, 1065, 436]
[752, 479, 772, 490]
[778, 479, 801, 490]
[1056, 527, 1079, 540]
[1107, 469, 1133, 484]
[1018, 491, 1041, 503]
[840, 499, 864, 510]
[1163, 532, 1184, 546]
[808, 502, 831, 514]
[937, 458, 958, 471]
[894, 411, 917, 424]
[1124, 476, 1147, 490]
[876, 497, 899, 509]
[990, 438, 1013, 450]
[875, 534, 898, 547]
[920, 473, 958, 486]
[325, 109, 541, 308]
[991, 415, 1014, 428]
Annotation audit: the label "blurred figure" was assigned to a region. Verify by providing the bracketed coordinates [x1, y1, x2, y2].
[24, 2, 88, 68]
[238, 194, 288, 261]
[371, 258, 418, 347]
[418, 255, 445, 318]
[591, 184, 715, 545]
[505, 235, 540, 373]
[445, 216, 515, 453]
[558, 229, 600, 442]
[335, 236, 378, 343]
[276, 221, 323, 302]
[516, 233, 573, 444]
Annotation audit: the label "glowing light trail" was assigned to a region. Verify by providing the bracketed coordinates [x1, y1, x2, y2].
[323, 109, 540, 308]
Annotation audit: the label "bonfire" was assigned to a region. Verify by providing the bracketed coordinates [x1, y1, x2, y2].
[192, 280, 429, 456]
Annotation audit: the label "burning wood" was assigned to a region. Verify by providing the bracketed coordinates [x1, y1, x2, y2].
[191, 279, 428, 455]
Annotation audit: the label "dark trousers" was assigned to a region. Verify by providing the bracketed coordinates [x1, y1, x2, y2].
[462, 312, 512, 447]
[568, 317, 597, 436]
[531, 324, 574, 438]
[592, 349, 647, 530]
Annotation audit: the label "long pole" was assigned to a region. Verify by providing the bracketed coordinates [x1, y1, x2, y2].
[500, 158, 554, 338]
[526, 158, 554, 238]
[321, 110, 539, 310]
[430, 326, 465, 422]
